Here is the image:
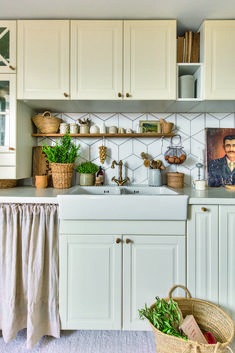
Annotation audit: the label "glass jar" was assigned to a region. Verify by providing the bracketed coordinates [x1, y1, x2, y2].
[164, 135, 187, 165]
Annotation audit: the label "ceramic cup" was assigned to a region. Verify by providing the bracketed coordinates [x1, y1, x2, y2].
[118, 127, 125, 134]
[35, 175, 48, 189]
[60, 123, 69, 134]
[192, 179, 207, 190]
[126, 128, 133, 133]
[70, 123, 79, 134]
[109, 126, 118, 134]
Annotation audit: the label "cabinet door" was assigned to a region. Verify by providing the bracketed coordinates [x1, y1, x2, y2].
[71, 21, 123, 100]
[219, 206, 235, 322]
[0, 74, 16, 179]
[124, 20, 176, 100]
[204, 20, 235, 99]
[0, 21, 16, 73]
[187, 205, 219, 304]
[17, 20, 70, 99]
[123, 235, 185, 330]
[59, 234, 122, 329]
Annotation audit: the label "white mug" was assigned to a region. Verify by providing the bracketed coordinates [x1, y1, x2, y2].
[192, 179, 207, 190]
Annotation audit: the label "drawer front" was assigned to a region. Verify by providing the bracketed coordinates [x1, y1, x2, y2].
[0, 153, 16, 166]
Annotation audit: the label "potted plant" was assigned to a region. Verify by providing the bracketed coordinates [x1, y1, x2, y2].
[42, 133, 80, 189]
[77, 161, 99, 186]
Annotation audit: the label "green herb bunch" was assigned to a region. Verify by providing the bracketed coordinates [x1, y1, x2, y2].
[139, 297, 187, 340]
[77, 161, 99, 174]
[42, 133, 80, 164]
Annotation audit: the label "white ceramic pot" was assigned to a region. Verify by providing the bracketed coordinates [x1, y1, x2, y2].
[80, 125, 89, 134]
[80, 173, 95, 186]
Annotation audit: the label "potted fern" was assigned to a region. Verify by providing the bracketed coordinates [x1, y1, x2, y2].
[76, 161, 99, 186]
[42, 133, 80, 189]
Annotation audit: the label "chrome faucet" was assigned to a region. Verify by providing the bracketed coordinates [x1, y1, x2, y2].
[111, 160, 130, 186]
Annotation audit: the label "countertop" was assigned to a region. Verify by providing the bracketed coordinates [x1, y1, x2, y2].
[0, 185, 235, 204]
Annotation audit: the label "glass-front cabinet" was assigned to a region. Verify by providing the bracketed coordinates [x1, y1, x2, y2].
[0, 75, 16, 152]
[0, 21, 16, 73]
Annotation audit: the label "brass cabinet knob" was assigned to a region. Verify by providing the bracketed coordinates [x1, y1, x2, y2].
[201, 207, 207, 212]
[118, 92, 122, 98]
[116, 238, 122, 244]
[126, 93, 130, 98]
[9, 65, 15, 71]
[125, 238, 131, 244]
[64, 92, 69, 98]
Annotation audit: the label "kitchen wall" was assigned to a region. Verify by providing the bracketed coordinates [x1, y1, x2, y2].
[37, 112, 235, 185]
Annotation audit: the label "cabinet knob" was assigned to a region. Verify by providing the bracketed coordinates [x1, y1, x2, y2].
[116, 238, 122, 244]
[201, 207, 207, 212]
[118, 92, 122, 98]
[125, 238, 131, 244]
[9, 65, 15, 71]
[126, 93, 130, 98]
[64, 92, 69, 98]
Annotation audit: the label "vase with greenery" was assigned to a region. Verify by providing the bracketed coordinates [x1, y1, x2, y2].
[42, 133, 80, 189]
[76, 161, 99, 186]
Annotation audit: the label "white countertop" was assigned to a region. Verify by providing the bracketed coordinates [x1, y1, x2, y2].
[0, 185, 235, 204]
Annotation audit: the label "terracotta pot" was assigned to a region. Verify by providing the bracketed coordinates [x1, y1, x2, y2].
[35, 175, 48, 189]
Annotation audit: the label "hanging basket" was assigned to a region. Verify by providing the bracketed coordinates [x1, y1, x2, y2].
[50, 163, 74, 189]
[32, 111, 62, 134]
[149, 285, 234, 353]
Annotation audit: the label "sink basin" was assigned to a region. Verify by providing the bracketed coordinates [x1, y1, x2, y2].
[58, 185, 188, 220]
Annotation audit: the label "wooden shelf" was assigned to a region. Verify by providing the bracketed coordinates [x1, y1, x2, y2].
[31, 133, 175, 138]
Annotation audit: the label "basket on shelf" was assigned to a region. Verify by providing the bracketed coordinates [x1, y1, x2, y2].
[149, 285, 234, 353]
[32, 111, 62, 134]
[50, 163, 74, 189]
[0, 179, 17, 189]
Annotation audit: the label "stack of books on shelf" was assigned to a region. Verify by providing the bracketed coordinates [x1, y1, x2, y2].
[177, 31, 200, 63]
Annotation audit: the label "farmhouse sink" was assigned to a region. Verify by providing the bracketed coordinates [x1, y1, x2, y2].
[58, 185, 188, 220]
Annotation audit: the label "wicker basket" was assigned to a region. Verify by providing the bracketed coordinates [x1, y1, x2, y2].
[0, 179, 17, 189]
[149, 285, 235, 353]
[50, 163, 74, 189]
[167, 172, 184, 188]
[32, 111, 62, 134]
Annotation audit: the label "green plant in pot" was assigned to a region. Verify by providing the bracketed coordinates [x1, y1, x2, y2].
[77, 161, 99, 186]
[42, 133, 80, 189]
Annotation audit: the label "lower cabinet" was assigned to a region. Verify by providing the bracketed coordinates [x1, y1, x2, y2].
[59, 225, 186, 330]
[187, 204, 235, 323]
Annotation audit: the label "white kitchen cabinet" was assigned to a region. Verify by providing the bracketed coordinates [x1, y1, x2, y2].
[124, 20, 176, 100]
[59, 221, 186, 330]
[204, 20, 235, 99]
[71, 21, 123, 100]
[219, 206, 235, 322]
[187, 204, 235, 323]
[123, 235, 185, 330]
[0, 21, 16, 73]
[0, 75, 35, 179]
[17, 20, 70, 99]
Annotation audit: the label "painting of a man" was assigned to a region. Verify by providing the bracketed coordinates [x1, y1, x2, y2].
[207, 131, 235, 187]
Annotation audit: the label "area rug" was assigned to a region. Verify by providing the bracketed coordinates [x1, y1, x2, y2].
[0, 330, 156, 353]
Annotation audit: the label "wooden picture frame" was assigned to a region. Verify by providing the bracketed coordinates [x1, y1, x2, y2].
[139, 120, 161, 133]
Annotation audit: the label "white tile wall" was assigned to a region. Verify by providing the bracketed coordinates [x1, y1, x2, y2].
[37, 112, 235, 185]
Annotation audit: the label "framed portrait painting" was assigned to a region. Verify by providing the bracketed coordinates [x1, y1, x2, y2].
[206, 128, 235, 187]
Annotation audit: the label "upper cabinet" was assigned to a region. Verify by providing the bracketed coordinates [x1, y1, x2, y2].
[0, 21, 16, 73]
[204, 20, 235, 100]
[17, 20, 176, 101]
[71, 21, 123, 100]
[17, 20, 70, 99]
[124, 20, 176, 100]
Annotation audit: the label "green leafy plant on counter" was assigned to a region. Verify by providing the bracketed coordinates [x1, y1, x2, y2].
[77, 161, 99, 174]
[41, 133, 80, 164]
[139, 297, 188, 340]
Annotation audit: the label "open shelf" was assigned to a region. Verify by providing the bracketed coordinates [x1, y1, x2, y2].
[31, 133, 175, 138]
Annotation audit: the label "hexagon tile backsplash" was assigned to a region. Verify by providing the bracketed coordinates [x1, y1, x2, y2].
[37, 112, 235, 186]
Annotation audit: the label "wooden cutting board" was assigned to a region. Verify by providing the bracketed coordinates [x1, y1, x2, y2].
[32, 146, 53, 186]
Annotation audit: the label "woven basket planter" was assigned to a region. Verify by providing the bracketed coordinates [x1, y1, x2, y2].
[149, 285, 234, 353]
[32, 111, 62, 134]
[50, 163, 74, 189]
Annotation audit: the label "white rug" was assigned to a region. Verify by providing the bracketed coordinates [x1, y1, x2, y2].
[0, 330, 234, 353]
[0, 330, 156, 353]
